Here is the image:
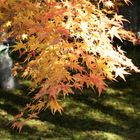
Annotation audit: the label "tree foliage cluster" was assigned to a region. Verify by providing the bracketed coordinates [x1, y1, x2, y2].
[0, 0, 139, 131]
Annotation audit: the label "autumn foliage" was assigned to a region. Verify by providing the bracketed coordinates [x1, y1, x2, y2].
[0, 0, 139, 131]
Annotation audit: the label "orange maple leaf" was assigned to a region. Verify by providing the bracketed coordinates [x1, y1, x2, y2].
[47, 98, 63, 114]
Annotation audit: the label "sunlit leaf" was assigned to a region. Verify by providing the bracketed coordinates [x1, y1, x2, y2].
[1, 0, 139, 130]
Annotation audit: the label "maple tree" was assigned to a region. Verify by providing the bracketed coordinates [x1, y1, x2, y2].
[0, 0, 139, 131]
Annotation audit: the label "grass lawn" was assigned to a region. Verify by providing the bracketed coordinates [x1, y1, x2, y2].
[0, 49, 140, 140]
[0, 75, 140, 140]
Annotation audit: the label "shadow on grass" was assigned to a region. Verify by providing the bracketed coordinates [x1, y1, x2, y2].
[0, 75, 140, 139]
[38, 74, 140, 139]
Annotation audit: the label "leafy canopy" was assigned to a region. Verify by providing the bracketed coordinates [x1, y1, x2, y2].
[0, 0, 139, 131]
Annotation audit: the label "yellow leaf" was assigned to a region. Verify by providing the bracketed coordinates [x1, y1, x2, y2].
[104, 1, 114, 8]
[4, 21, 12, 27]
[47, 98, 63, 114]
[22, 33, 28, 40]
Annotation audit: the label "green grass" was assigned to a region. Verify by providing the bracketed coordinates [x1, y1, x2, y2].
[0, 49, 140, 140]
[0, 74, 140, 140]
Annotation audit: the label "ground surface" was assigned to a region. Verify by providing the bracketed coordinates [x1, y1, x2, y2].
[0, 48, 140, 140]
